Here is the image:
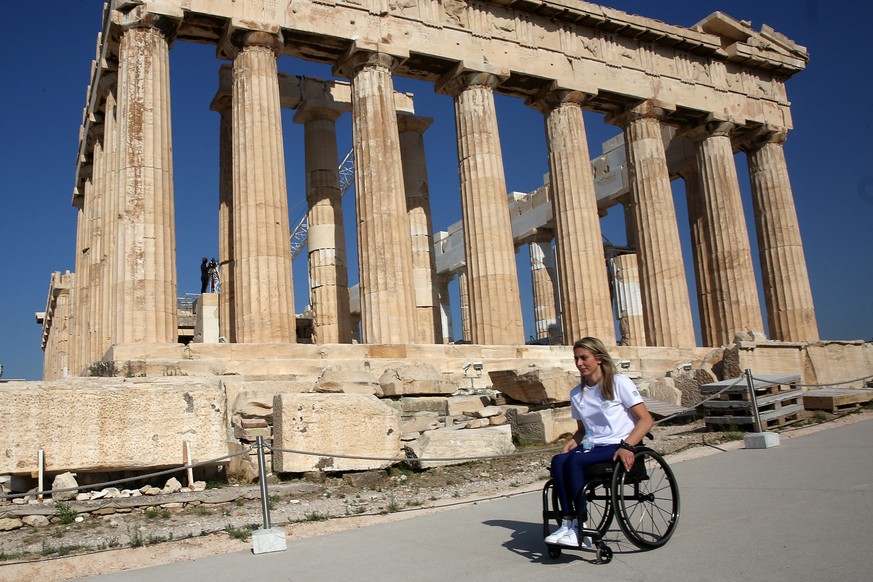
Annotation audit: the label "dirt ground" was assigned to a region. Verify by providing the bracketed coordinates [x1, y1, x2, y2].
[1, 409, 869, 582]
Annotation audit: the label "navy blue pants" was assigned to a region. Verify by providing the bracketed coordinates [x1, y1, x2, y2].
[551, 444, 619, 518]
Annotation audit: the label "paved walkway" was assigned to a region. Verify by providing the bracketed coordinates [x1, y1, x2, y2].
[80, 418, 873, 581]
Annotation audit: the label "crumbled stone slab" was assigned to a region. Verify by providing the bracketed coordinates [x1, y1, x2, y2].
[406, 425, 515, 469]
[489, 367, 578, 405]
[272, 393, 401, 473]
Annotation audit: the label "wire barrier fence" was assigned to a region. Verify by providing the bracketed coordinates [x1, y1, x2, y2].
[1, 369, 870, 553]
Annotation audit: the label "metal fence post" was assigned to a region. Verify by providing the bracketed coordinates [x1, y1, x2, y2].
[256, 436, 271, 530]
[744, 369, 764, 433]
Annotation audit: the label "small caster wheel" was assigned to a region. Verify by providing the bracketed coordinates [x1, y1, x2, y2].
[548, 546, 562, 559]
[596, 544, 613, 564]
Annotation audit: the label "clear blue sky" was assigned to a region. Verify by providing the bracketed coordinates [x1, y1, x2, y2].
[1, 1, 869, 381]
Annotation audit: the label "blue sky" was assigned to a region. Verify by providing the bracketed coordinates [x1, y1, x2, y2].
[1, 1, 870, 381]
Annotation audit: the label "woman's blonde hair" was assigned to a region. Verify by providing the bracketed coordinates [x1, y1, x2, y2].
[573, 337, 618, 400]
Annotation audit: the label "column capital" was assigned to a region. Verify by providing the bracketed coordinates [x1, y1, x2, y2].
[527, 81, 595, 114]
[434, 61, 508, 97]
[112, 4, 182, 41]
[333, 41, 408, 79]
[293, 103, 344, 125]
[396, 113, 433, 135]
[736, 125, 789, 152]
[680, 118, 736, 142]
[606, 99, 675, 128]
[218, 20, 283, 60]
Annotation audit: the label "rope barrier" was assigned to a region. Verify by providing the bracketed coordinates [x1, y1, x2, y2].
[1, 446, 254, 501]
[751, 373, 873, 389]
[267, 444, 561, 463]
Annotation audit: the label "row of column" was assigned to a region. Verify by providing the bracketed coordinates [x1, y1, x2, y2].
[67, 19, 817, 374]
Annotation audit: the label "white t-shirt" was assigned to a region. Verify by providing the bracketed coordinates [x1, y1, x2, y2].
[570, 374, 644, 445]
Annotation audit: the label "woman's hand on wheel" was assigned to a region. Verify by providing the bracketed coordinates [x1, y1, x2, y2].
[614, 447, 635, 471]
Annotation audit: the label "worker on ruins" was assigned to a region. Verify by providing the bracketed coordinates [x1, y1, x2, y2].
[545, 337, 654, 548]
[207, 258, 220, 292]
[200, 257, 209, 294]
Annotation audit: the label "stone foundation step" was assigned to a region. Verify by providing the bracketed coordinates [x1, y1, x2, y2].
[802, 389, 873, 413]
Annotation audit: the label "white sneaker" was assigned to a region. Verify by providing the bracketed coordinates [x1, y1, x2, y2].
[545, 525, 569, 544]
[557, 525, 579, 547]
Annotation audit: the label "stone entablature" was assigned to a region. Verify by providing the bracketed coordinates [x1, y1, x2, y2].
[73, 1, 805, 199]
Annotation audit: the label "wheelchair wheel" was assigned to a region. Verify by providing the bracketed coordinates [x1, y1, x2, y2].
[581, 481, 614, 536]
[611, 448, 680, 550]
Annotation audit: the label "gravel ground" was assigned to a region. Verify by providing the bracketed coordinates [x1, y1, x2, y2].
[0, 410, 865, 582]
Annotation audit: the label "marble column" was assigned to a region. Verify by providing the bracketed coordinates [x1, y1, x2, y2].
[680, 165, 717, 347]
[229, 30, 296, 343]
[398, 113, 442, 344]
[529, 238, 560, 342]
[72, 197, 90, 375]
[530, 87, 615, 345]
[99, 89, 119, 357]
[295, 104, 352, 344]
[43, 272, 74, 380]
[458, 269, 472, 343]
[687, 121, 764, 344]
[113, 15, 178, 345]
[437, 275, 454, 344]
[613, 102, 695, 348]
[611, 253, 646, 346]
[335, 47, 417, 344]
[436, 65, 524, 345]
[87, 136, 106, 365]
[744, 130, 818, 341]
[210, 78, 235, 342]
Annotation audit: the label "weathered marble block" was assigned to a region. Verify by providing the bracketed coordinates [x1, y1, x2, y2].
[272, 393, 401, 473]
[0, 377, 227, 475]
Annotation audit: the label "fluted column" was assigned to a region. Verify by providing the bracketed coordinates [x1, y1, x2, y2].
[436, 65, 524, 345]
[100, 89, 119, 356]
[611, 253, 646, 346]
[113, 15, 179, 344]
[229, 30, 296, 343]
[398, 113, 442, 344]
[295, 104, 352, 344]
[687, 121, 764, 344]
[680, 165, 717, 347]
[612, 102, 695, 348]
[744, 130, 818, 341]
[529, 238, 560, 342]
[210, 71, 235, 342]
[530, 87, 614, 344]
[87, 136, 106, 365]
[458, 269, 471, 343]
[71, 199, 90, 375]
[335, 46, 417, 344]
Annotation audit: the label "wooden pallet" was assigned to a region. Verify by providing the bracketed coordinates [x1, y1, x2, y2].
[803, 389, 873, 413]
[701, 374, 802, 431]
[643, 397, 697, 422]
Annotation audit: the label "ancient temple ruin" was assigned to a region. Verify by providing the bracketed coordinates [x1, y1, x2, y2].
[18, 1, 869, 483]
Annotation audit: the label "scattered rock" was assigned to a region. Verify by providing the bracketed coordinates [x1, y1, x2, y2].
[51, 472, 79, 502]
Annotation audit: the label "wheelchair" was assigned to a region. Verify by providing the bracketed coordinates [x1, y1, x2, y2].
[542, 445, 680, 564]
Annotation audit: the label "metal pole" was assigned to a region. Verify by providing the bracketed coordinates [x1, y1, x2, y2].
[744, 369, 764, 433]
[255, 436, 271, 530]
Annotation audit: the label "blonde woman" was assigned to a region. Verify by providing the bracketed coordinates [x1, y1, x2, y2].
[545, 337, 654, 547]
